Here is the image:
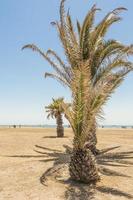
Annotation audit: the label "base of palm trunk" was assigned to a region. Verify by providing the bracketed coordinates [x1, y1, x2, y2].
[69, 149, 100, 184]
[57, 127, 64, 137]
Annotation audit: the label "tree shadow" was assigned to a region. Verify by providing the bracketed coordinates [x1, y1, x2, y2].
[58, 179, 133, 199]
[35, 145, 62, 152]
[96, 186, 133, 199]
[97, 148, 133, 178]
[35, 145, 71, 185]
[43, 136, 68, 139]
[36, 145, 133, 179]
[36, 144, 133, 199]
[1, 144, 133, 199]
[34, 145, 70, 165]
[63, 180, 94, 200]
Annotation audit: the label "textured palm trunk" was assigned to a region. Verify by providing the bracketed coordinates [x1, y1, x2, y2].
[85, 123, 100, 155]
[56, 114, 64, 137]
[87, 130, 100, 155]
[69, 148, 100, 184]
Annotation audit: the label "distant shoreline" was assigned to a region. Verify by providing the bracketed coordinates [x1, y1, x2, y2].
[0, 125, 133, 129]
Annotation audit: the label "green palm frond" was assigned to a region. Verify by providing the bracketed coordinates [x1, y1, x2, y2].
[70, 63, 94, 148]
[61, 101, 74, 130]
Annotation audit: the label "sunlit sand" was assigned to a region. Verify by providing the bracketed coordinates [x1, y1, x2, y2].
[0, 128, 133, 200]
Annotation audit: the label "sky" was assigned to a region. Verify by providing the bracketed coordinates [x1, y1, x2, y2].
[0, 0, 133, 125]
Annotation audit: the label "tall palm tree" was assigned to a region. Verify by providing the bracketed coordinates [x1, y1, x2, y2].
[22, 0, 133, 183]
[45, 98, 64, 137]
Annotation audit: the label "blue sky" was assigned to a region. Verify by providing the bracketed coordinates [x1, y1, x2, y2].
[0, 0, 133, 125]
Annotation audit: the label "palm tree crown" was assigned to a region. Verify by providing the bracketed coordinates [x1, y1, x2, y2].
[22, 0, 133, 149]
[45, 97, 64, 119]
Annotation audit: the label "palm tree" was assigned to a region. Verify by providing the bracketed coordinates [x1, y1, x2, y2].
[45, 98, 64, 137]
[22, 0, 133, 183]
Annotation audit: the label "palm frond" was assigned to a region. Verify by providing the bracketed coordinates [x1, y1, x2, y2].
[80, 4, 100, 59]
[22, 44, 71, 83]
[46, 49, 65, 67]
[59, 0, 81, 66]
[45, 72, 70, 87]
[61, 101, 74, 131]
[93, 60, 133, 86]
[52, 21, 80, 67]
[46, 49, 72, 84]
[77, 20, 81, 36]
[91, 40, 126, 77]
[91, 7, 127, 50]
[66, 11, 78, 47]
[91, 68, 133, 116]
[45, 97, 65, 119]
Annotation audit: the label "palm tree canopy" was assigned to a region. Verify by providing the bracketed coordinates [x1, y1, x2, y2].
[23, 0, 133, 149]
[45, 97, 65, 119]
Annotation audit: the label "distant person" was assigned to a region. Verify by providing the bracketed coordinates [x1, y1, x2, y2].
[121, 126, 126, 129]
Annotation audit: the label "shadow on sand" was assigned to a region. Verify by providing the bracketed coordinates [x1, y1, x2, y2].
[2, 144, 133, 199]
[57, 179, 133, 200]
[43, 136, 69, 139]
[37, 144, 133, 199]
[62, 180, 94, 200]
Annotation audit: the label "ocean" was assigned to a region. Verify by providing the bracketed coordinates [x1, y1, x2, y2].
[0, 125, 133, 128]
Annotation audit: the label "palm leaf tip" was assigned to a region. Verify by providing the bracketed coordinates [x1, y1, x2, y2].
[50, 21, 56, 26]
[44, 72, 50, 78]
[21, 44, 37, 51]
[44, 73, 47, 78]
[92, 4, 101, 12]
[77, 20, 81, 34]
[112, 7, 128, 15]
[67, 8, 70, 16]
[46, 49, 51, 56]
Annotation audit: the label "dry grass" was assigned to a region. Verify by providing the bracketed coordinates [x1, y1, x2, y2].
[0, 128, 133, 200]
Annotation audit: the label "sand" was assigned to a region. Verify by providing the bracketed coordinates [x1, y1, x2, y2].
[0, 128, 133, 200]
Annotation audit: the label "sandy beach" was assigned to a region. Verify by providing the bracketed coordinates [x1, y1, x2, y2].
[0, 128, 133, 200]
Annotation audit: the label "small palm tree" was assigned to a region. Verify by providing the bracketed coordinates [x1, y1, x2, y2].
[45, 98, 64, 137]
[23, 0, 133, 183]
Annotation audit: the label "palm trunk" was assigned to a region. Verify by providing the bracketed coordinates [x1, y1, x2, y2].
[85, 123, 100, 155]
[69, 148, 100, 184]
[68, 72, 100, 183]
[56, 114, 64, 137]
